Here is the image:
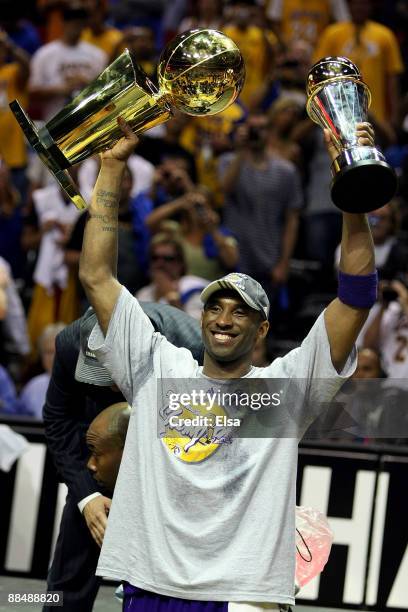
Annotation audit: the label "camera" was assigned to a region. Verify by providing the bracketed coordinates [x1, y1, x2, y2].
[248, 126, 261, 142]
[382, 285, 399, 304]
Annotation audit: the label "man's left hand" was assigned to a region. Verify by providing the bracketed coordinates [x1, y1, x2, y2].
[323, 122, 375, 163]
[271, 259, 289, 285]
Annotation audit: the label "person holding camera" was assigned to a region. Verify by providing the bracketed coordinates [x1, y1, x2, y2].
[363, 278, 408, 378]
[145, 185, 239, 281]
[219, 113, 302, 308]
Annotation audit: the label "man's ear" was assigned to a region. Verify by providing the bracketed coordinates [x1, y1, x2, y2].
[258, 320, 269, 340]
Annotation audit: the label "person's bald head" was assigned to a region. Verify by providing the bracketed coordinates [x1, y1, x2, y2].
[86, 402, 131, 492]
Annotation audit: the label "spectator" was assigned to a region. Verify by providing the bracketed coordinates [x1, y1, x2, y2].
[0, 160, 25, 280]
[130, 154, 195, 270]
[136, 112, 197, 182]
[146, 186, 239, 281]
[0, 364, 21, 415]
[0, 2, 41, 55]
[136, 234, 208, 319]
[314, 0, 404, 129]
[80, 0, 122, 57]
[0, 257, 30, 371]
[267, 96, 303, 164]
[27, 176, 81, 352]
[29, 5, 107, 121]
[223, 0, 277, 108]
[110, 26, 157, 81]
[178, 0, 224, 33]
[19, 322, 65, 419]
[363, 279, 408, 378]
[219, 113, 302, 305]
[0, 29, 30, 203]
[334, 202, 401, 277]
[266, 0, 350, 50]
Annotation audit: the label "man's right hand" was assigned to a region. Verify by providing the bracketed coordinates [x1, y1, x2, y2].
[83, 496, 112, 547]
[100, 117, 139, 163]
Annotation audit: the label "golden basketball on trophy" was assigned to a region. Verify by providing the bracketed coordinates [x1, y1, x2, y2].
[306, 56, 397, 213]
[10, 29, 245, 210]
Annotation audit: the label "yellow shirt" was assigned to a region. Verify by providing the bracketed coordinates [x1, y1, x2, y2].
[314, 21, 404, 121]
[180, 102, 246, 206]
[223, 25, 277, 107]
[272, 0, 336, 47]
[81, 27, 123, 58]
[0, 63, 28, 167]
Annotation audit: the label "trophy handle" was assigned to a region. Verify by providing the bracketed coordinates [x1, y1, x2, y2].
[10, 101, 87, 210]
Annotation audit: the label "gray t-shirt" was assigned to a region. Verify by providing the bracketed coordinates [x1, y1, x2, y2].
[89, 287, 356, 605]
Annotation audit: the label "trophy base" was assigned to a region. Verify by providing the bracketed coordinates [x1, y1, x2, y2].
[10, 101, 87, 210]
[331, 147, 397, 214]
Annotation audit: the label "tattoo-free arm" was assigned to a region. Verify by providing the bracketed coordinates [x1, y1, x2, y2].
[323, 125, 376, 372]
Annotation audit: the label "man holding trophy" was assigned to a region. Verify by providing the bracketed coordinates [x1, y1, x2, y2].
[75, 64, 379, 612]
[9, 25, 394, 611]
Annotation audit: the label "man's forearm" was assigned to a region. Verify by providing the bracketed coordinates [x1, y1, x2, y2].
[79, 159, 125, 286]
[339, 213, 375, 275]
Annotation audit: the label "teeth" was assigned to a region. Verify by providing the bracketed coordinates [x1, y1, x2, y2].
[214, 333, 234, 340]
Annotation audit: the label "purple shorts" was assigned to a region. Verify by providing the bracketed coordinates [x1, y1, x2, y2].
[122, 583, 289, 611]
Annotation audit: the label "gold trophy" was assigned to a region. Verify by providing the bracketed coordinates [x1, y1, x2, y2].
[306, 56, 397, 213]
[10, 29, 245, 210]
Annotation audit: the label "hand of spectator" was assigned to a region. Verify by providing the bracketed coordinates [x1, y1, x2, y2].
[390, 280, 408, 315]
[41, 219, 58, 233]
[323, 122, 374, 164]
[153, 269, 179, 299]
[0, 264, 10, 289]
[200, 206, 220, 234]
[63, 73, 90, 95]
[83, 496, 112, 547]
[234, 124, 250, 150]
[0, 287, 7, 320]
[271, 259, 289, 285]
[100, 117, 138, 164]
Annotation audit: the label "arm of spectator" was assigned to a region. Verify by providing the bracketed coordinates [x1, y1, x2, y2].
[144, 194, 192, 233]
[271, 208, 299, 285]
[324, 125, 376, 373]
[0, 30, 30, 89]
[362, 303, 386, 352]
[79, 118, 138, 335]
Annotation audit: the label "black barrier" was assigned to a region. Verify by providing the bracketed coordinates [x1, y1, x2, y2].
[1, 418, 408, 609]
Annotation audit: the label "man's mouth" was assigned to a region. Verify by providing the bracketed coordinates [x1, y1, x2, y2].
[211, 331, 238, 344]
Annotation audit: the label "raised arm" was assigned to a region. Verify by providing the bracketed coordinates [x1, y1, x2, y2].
[323, 123, 376, 372]
[79, 118, 138, 335]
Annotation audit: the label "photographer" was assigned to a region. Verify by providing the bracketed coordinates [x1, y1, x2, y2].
[219, 113, 302, 306]
[145, 186, 239, 281]
[363, 278, 408, 378]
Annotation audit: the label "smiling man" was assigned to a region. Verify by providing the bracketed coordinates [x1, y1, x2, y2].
[78, 118, 377, 611]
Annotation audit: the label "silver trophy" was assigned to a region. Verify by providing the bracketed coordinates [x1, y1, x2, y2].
[306, 56, 397, 213]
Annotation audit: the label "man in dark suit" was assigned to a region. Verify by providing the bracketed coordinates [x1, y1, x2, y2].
[43, 304, 202, 611]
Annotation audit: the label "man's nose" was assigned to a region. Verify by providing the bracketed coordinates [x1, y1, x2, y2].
[215, 310, 233, 327]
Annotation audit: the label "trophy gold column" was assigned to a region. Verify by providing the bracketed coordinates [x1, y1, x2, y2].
[10, 29, 245, 210]
[306, 56, 397, 213]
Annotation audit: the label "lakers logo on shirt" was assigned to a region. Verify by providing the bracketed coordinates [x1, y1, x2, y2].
[160, 398, 237, 463]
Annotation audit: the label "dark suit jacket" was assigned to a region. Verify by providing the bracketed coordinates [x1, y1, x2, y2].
[43, 302, 203, 504]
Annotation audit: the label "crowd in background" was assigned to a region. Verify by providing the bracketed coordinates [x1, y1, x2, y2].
[0, 0, 408, 443]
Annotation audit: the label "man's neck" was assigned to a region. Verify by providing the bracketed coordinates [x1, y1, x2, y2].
[202, 353, 252, 379]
